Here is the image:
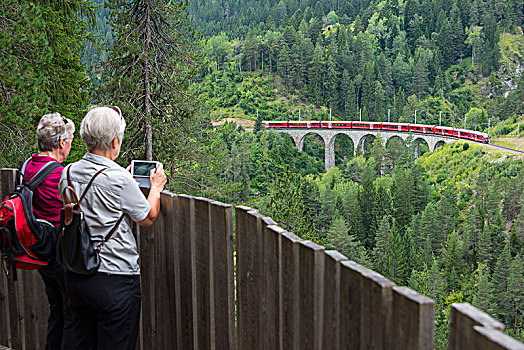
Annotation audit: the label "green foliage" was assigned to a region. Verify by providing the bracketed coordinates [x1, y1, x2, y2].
[0, 0, 94, 167]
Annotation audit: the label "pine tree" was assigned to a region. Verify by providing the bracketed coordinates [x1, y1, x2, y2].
[385, 221, 410, 284]
[472, 263, 496, 315]
[372, 183, 393, 233]
[357, 170, 375, 249]
[373, 215, 393, 275]
[391, 169, 414, 229]
[349, 198, 366, 246]
[265, 166, 311, 240]
[103, 0, 204, 161]
[442, 232, 464, 292]
[491, 244, 512, 325]
[508, 254, 523, 335]
[511, 205, 524, 257]
[326, 216, 367, 264]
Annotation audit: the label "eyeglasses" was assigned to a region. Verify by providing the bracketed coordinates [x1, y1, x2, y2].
[101, 105, 123, 121]
[59, 114, 68, 125]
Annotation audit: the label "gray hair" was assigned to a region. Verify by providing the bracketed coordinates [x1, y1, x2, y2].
[80, 106, 126, 151]
[37, 113, 75, 152]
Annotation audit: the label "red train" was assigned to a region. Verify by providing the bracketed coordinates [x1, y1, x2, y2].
[263, 121, 489, 143]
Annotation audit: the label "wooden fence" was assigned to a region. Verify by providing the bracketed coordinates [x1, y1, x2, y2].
[1, 168, 523, 349]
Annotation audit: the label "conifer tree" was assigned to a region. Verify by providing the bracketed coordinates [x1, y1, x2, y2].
[508, 254, 523, 335]
[327, 216, 368, 264]
[472, 263, 496, 315]
[442, 232, 464, 292]
[102, 0, 204, 161]
[491, 244, 512, 325]
[385, 220, 410, 284]
[349, 198, 366, 246]
[373, 215, 393, 275]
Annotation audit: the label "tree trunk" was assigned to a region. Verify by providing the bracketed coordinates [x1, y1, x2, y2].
[144, 0, 153, 160]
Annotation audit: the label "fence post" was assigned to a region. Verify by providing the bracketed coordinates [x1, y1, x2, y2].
[193, 197, 213, 349]
[473, 326, 524, 350]
[174, 194, 196, 349]
[339, 260, 374, 349]
[1, 169, 22, 349]
[448, 303, 505, 350]
[261, 221, 280, 350]
[235, 206, 263, 350]
[360, 269, 396, 349]
[322, 251, 349, 350]
[298, 240, 325, 350]
[279, 230, 302, 350]
[209, 200, 235, 350]
[390, 286, 434, 350]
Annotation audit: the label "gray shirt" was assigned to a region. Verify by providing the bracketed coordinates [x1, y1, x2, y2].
[59, 153, 150, 275]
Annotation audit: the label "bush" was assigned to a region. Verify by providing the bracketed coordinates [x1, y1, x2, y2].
[462, 143, 469, 151]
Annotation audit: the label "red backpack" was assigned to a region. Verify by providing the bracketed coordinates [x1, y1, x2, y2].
[0, 159, 60, 280]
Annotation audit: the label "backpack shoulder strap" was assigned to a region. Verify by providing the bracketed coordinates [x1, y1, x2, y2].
[66, 165, 108, 204]
[26, 161, 61, 190]
[16, 158, 32, 186]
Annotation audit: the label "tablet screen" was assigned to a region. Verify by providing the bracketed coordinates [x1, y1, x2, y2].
[133, 161, 157, 177]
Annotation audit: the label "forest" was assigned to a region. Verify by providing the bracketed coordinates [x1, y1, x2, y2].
[0, 0, 523, 347]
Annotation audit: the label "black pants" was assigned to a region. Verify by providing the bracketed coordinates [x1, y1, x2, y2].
[38, 259, 75, 350]
[64, 271, 141, 350]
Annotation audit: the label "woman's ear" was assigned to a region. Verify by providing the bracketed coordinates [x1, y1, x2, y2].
[112, 136, 120, 148]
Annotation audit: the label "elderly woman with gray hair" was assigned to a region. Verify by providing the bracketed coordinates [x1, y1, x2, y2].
[59, 106, 166, 350]
[23, 112, 75, 349]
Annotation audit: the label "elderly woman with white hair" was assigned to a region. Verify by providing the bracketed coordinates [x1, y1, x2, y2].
[59, 106, 166, 350]
[23, 112, 75, 349]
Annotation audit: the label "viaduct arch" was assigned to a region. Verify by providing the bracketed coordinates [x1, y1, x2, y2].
[277, 129, 457, 171]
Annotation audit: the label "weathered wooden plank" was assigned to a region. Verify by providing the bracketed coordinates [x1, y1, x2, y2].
[279, 230, 301, 350]
[0, 170, 9, 348]
[448, 303, 505, 350]
[390, 286, 434, 350]
[322, 250, 348, 350]
[297, 240, 325, 350]
[1, 169, 21, 349]
[235, 206, 262, 350]
[175, 195, 196, 349]
[261, 221, 279, 350]
[0, 267, 10, 347]
[159, 192, 177, 349]
[209, 201, 235, 350]
[32, 271, 47, 350]
[153, 195, 169, 350]
[339, 261, 366, 349]
[138, 221, 156, 349]
[473, 326, 524, 350]
[360, 269, 396, 349]
[194, 197, 212, 350]
[7, 272, 21, 349]
[21, 271, 39, 350]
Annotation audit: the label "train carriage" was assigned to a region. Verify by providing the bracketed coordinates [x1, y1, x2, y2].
[351, 121, 382, 130]
[321, 121, 353, 128]
[288, 121, 309, 128]
[264, 121, 288, 128]
[409, 124, 435, 134]
[382, 123, 410, 132]
[434, 126, 458, 137]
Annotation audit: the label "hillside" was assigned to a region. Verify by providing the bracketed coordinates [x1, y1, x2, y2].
[190, 0, 523, 138]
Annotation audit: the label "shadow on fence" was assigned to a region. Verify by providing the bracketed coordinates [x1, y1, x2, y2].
[1, 168, 523, 349]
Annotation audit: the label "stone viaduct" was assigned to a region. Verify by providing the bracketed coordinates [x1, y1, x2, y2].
[272, 128, 458, 171]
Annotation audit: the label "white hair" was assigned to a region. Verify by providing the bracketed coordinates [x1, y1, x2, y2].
[37, 113, 75, 152]
[80, 107, 126, 151]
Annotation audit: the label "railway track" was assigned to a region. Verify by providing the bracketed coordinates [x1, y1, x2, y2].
[485, 143, 524, 155]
